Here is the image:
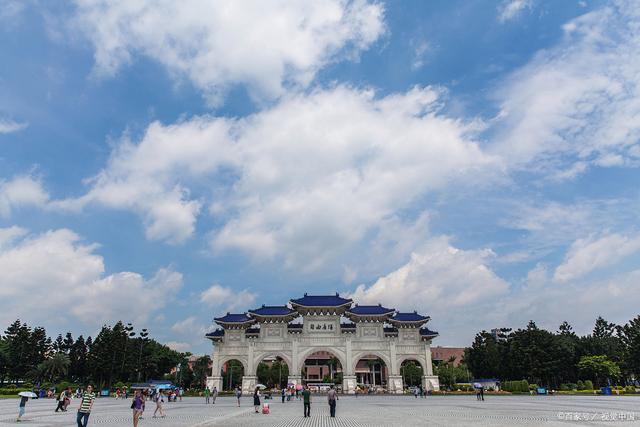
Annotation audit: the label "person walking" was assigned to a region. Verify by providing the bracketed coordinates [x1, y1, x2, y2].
[132, 390, 145, 427]
[204, 386, 210, 404]
[235, 386, 242, 407]
[480, 386, 485, 401]
[63, 388, 72, 411]
[253, 387, 261, 413]
[55, 388, 66, 412]
[327, 385, 338, 418]
[153, 390, 165, 418]
[16, 395, 29, 422]
[76, 385, 95, 427]
[414, 387, 419, 398]
[212, 386, 218, 404]
[281, 387, 286, 403]
[302, 385, 311, 418]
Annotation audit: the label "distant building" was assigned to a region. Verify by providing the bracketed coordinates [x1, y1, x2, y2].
[431, 346, 465, 367]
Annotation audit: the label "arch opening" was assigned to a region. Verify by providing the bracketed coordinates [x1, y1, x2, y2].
[301, 350, 343, 391]
[256, 356, 290, 389]
[220, 359, 245, 391]
[400, 358, 424, 387]
[354, 354, 388, 392]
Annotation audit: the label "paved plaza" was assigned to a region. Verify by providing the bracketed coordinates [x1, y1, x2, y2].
[0, 395, 639, 427]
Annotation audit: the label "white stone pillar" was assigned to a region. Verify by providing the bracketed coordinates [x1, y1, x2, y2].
[342, 338, 356, 394]
[288, 338, 302, 387]
[423, 341, 439, 391]
[425, 342, 433, 376]
[207, 344, 223, 392]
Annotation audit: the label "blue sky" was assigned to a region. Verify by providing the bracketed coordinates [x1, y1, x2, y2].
[1, 0, 639, 354]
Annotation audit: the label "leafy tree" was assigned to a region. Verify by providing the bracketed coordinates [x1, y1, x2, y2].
[577, 355, 620, 387]
[618, 315, 640, 381]
[221, 360, 244, 390]
[464, 331, 502, 379]
[400, 360, 423, 387]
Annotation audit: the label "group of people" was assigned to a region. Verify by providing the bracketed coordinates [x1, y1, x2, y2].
[245, 384, 339, 418]
[17, 385, 96, 425]
[17, 382, 348, 423]
[203, 386, 218, 404]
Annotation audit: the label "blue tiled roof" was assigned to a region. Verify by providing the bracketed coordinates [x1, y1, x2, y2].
[347, 304, 394, 315]
[214, 313, 254, 323]
[419, 327, 439, 337]
[392, 312, 430, 322]
[249, 305, 296, 316]
[290, 293, 353, 307]
[206, 329, 225, 337]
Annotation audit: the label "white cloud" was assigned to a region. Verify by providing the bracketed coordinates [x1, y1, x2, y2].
[0, 118, 27, 134]
[200, 284, 257, 312]
[165, 341, 192, 353]
[491, 1, 640, 175]
[497, 265, 640, 338]
[554, 233, 640, 282]
[349, 236, 509, 313]
[171, 316, 198, 334]
[497, 0, 533, 22]
[72, 0, 385, 104]
[65, 86, 496, 268]
[0, 227, 182, 333]
[0, 175, 50, 217]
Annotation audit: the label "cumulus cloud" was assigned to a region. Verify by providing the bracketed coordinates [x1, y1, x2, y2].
[349, 236, 509, 312]
[0, 117, 27, 134]
[490, 1, 640, 176]
[200, 284, 257, 312]
[554, 233, 640, 282]
[72, 0, 385, 104]
[497, 265, 640, 338]
[497, 0, 533, 23]
[66, 86, 495, 268]
[348, 235, 640, 345]
[165, 341, 192, 353]
[0, 175, 50, 217]
[0, 227, 182, 333]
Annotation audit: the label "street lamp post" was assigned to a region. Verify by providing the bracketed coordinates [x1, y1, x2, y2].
[137, 328, 149, 382]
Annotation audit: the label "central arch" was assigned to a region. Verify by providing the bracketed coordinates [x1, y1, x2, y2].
[298, 347, 346, 390]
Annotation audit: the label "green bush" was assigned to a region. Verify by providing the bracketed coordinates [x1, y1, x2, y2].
[529, 384, 538, 391]
[584, 380, 594, 390]
[520, 380, 529, 392]
[560, 384, 570, 391]
[624, 386, 635, 394]
[0, 388, 31, 396]
[576, 380, 585, 390]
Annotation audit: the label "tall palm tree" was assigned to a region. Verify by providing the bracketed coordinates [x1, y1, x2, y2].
[39, 353, 70, 382]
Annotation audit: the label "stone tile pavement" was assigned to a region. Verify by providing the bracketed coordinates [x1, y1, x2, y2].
[0, 395, 638, 426]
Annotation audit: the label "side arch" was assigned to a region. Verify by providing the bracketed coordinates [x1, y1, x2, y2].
[396, 355, 427, 373]
[218, 356, 249, 373]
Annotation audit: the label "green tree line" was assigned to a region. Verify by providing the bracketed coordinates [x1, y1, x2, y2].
[0, 319, 185, 389]
[464, 315, 640, 388]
